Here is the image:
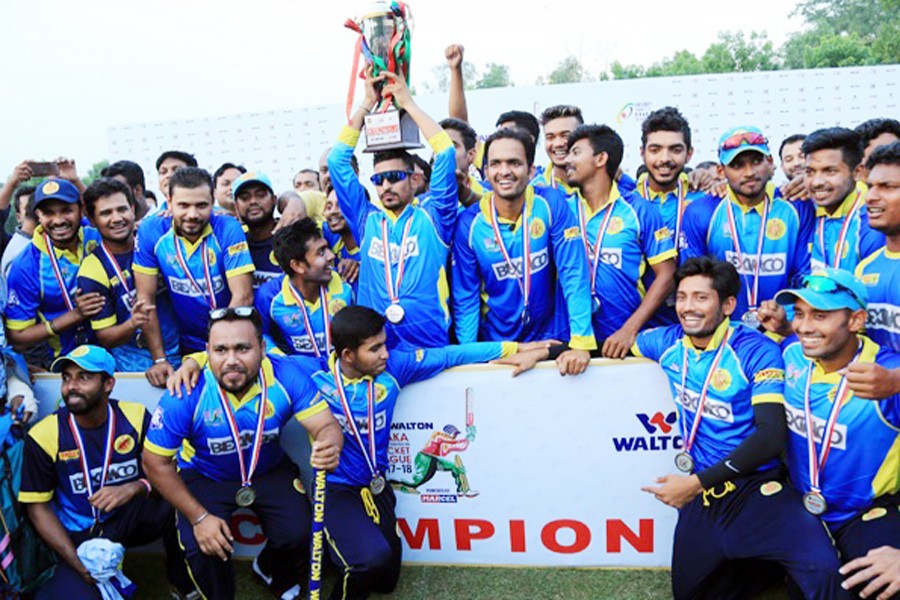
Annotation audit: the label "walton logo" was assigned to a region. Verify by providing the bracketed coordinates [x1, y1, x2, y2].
[613, 412, 683, 452]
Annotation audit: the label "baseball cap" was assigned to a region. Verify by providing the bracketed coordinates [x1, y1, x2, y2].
[34, 179, 80, 210]
[775, 268, 868, 312]
[232, 172, 274, 198]
[51, 345, 116, 377]
[718, 126, 771, 166]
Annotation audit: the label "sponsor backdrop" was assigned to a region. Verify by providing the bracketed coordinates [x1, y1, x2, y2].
[34, 359, 682, 567]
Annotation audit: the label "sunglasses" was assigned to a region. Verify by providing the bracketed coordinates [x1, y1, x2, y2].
[719, 132, 768, 151]
[801, 275, 865, 309]
[209, 306, 259, 321]
[370, 170, 412, 186]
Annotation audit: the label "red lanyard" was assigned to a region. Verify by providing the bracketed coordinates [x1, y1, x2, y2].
[286, 282, 332, 358]
[173, 236, 217, 309]
[332, 362, 379, 480]
[724, 197, 770, 310]
[489, 195, 531, 314]
[816, 188, 863, 267]
[380, 215, 414, 305]
[215, 370, 269, 487]
[68, 405, 116, 523]
[642, 177, 686, 248]
[576, 197, 615, 294]
[43, 233, 76, 311]
[678, 328, 731, 454]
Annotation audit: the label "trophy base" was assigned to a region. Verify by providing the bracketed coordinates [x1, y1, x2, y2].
[363, 109, 424, 152]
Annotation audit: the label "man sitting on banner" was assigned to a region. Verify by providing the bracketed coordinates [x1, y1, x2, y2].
[632, 256, 848, 599]
[232, 171, 282, 290]
[327, 67, 458, 349]
[774, 268, 900, 596]
[18, 345, 194, 600]
[166, 305, 551, 600]
[255, 218, 354, 363]
[142, 307, 343, 600]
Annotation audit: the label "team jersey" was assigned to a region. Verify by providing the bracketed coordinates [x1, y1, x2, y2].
[328, 128, 458, 349]
[77, 246, 180, 371]
[782, 336, 900, 525]
[322, 222, 361, 295]
[255, 272, 354, 361]
[292, 342, 514, 487]
[133, 213, 255, 351]
[680, 186, 813, 319]
[5, 226, 102, 360]
[246, 231, 281, 290]
[452, 186, 596, 350]
[811, 183, 884, 272]
[563, 182, 676, 340]
[19, 400, 149, 532]
[632, 320, 785, 474]
[856, 247, 900, 352]
[145, 355, 327, 481]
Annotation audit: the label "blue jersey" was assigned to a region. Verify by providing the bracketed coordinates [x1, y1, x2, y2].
[19, 400, 149, 532]
[145, 355, 327, 481]
[680, 186, 813, 319]
[856, 247, 900, 352]
[246, 231, 281, 290]
[782, 337, 900, 525]
[452, 186, 596, 350]
[133, 213, 255, 351]
[811, 183, 884, 272]
[633, 320, 785, 474]
[563, 182, 676, 340]
[328, 127, 458, 348]
[5, 226, 102, 359]
[77, 246, 180, 371]
[292, 343, 513, 487]
[255, 273, 354, 362]
[322, 222, 360, 296]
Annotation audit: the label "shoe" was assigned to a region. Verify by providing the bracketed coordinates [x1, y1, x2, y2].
[280, 584, 302, 600]
[252, 555, 273, 586]
[169, 589, 201, 600]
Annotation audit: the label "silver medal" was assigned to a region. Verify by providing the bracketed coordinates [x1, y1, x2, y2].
[674, 452, 694, 473]
[235, 485, 257, 507]
[369, 475, 386, 496]
[802, 491, 827, 516]
[592, 295, 601, 314]
[385, 303, 405, 324]
[741, 310, 760, 329]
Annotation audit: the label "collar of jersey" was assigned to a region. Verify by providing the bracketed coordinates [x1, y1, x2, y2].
[210, 356, 276, 410]
[32, 224, 85, 263]
[383, 201, 415, 225]
[578, 181, 623, 221]
[637, 172, 689, 203]
[809, 335, 879, 386]
[726, 182, 775, 215]
[815, 181, 865, 219]
[281, 275, 322, 310]
[479, 186, 536, 229]
[683, 318, 731, 353]
[542, 163, 575, 195]
[176, 224, 215, 257]
[328, 352, 374, 385]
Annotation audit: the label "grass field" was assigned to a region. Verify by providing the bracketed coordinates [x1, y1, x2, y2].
[126, 554, 790, 599]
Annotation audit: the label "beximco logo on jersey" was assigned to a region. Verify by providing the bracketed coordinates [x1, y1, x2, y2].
[613, 411, 684, 452]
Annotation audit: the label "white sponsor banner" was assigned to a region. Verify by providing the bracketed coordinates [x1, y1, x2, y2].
[33, 359, 679, 567]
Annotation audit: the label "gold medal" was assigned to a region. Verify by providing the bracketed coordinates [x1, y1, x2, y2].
[235, 485, 257, 507]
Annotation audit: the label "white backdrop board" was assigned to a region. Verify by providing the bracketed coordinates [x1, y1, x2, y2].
[34, 359, 684, 567]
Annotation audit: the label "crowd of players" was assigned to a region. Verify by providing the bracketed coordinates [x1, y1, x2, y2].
[2, 44, 900, 599]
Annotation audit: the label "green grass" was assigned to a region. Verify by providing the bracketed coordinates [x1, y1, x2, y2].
[125, 553, 790, 599]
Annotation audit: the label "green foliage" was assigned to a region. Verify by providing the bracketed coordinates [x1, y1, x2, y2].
[546, 56, 585, 85]
[476, 63, 512, 89]
[84, 160, 109, 186]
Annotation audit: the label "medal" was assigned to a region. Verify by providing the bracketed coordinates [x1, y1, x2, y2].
[489, 194, 532, 328]
[674, 451, 694, 473]
[520, 308, 530, 326]
[385, 303, 405, 324]
[576, 193, 616, 312]
[173, 236, 217, 309]
[725, 194, 769, 317]
[68, 405, 116, 524]
[741, 310, 760, 329]
[369, 475, 386, 496]
[592, 294, 601, 314]
[286, 280, 333, 358]
[235, 485, 257, 507]
[802, 491, 827, 515]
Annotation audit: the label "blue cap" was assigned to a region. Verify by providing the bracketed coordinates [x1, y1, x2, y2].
[232, 171, 274, 198]
[51, 345, 116, 377]
[34, 179, 80, 210]
[775, 268, 868, 312]
[717, 126, 771, 166]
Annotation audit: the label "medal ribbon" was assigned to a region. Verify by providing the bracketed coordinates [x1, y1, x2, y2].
[216, 370, 269, 488]
[802, 343, 862, 493]
[489, 195, 531, 313]
[43, 233, 76, 311]
[332, 362, 378, 480]
[380, 215, 414, 306]
[286, 282, 332, 359]
[173, 236, 217, 309]
[724, 197, 769, 311]
[100, 242, 132, 305]
[642, 177, 686, 249]
[678, 328, 731, 453]
[68, 405, 116, 522]
[816, 188, 863, 267]
[576, 196, 616, 294]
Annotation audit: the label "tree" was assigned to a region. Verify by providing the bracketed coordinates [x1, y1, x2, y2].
[423, 62, 478, 94]
[476, 63, 511, 89]
[84, 160, 109, 186]
[545, 56, 586, 85]
[700, 31, 779, 73]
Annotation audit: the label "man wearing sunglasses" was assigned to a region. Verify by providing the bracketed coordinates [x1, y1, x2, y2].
[327, 68, 458, 349]
[143, 306, 343, 600]
[681, 126, 813, 327]
[775, 268, 900, 598]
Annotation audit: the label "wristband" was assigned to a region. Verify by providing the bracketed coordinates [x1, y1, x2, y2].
[138, 477, 152, 496]
[191, 511, 209, 526]
[154, 357, 169, 365]
[45, 320, 56, 336]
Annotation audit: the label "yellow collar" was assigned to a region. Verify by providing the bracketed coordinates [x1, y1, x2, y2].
[683, 319, 731, 352]
[726, 182, 775, 214]
[479, 186, 536, 229]
[32, 225, 85, 264]
[222, 357, 276, 410]
[328, 353, 374, 386]
[281, 273, 340, 308]
[809, 335, 879, 386]
[637, 172, 689, 202]
[579, 181, 623, 221]
[814, 182, 865, 219]
[177, 224, 214, 257]
[543, 163, 575, 194]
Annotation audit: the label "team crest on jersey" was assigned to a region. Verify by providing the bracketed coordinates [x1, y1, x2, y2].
[711, 369, 731, 391]
[282, 312, 302, 327]
[268, 250, 277, 266]
[563, 226, 581, 240]
[482, 237, 500, 253]
[606, 216, 625, 235]
[207, 248, 217, 265]
[228, 241, 249, 256]
[654, 227, 672, 242]
[375, 384, 388, 402]
[85, 240, 98, 254]
[203, 408, 224, 425]
[759, 481, 782, 496]
[114, 434, 135, 455]
[529, 218, 546, 239]
[861, 273, 879, 285]
[293, 478, 305, 494]
[328, 299, 347, 315]
[766, 218, 786, 241]
[150, 406, 164, 429]
[862, 507, 888, 522]
[785, 363, 804, 387]
[59, 449, 81, 462]
[264, 400, 275, 418]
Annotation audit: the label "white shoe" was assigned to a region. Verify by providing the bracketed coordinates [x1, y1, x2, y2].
[280, 584, 302, 600]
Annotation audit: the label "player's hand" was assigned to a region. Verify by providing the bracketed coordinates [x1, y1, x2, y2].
[10, 161, 33, 185]
[602, 325, 638, 359]
[74, 289, 105, 320]
[840, 546, 900, 599]
[129, 298, 155, 330]
[491, 348, 548, 377]
[710, 179, 729, 198]
[687, 169, 714, 193]
[54, 156, 81, 185]
[780, 173, 808, 201]
[757, 299, 791, 337]
[518, 340, 561, 353]
[146, 359, 174, 389]
[844, 363, 900, 400]
[337, 258, 360, 284]
[556, 349, 591, 376]
[445, 44, 464, 70]
[89, 483, 141, 513]
[166, 358, 201, 397]
[310, 438, 341, 472]
[194, 514, 234, 561]
[273, 198, 306, 233]
[362, 65, 384, 110]
[381, 70, 413, 111]
[77, 564, 97, 586]
[641, 474, 703, 509]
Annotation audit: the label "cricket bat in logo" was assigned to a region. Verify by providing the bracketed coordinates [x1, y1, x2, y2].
[465, 387, 475, 428]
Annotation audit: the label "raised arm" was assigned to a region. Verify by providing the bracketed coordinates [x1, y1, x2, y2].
[445, 44, 469, 123]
